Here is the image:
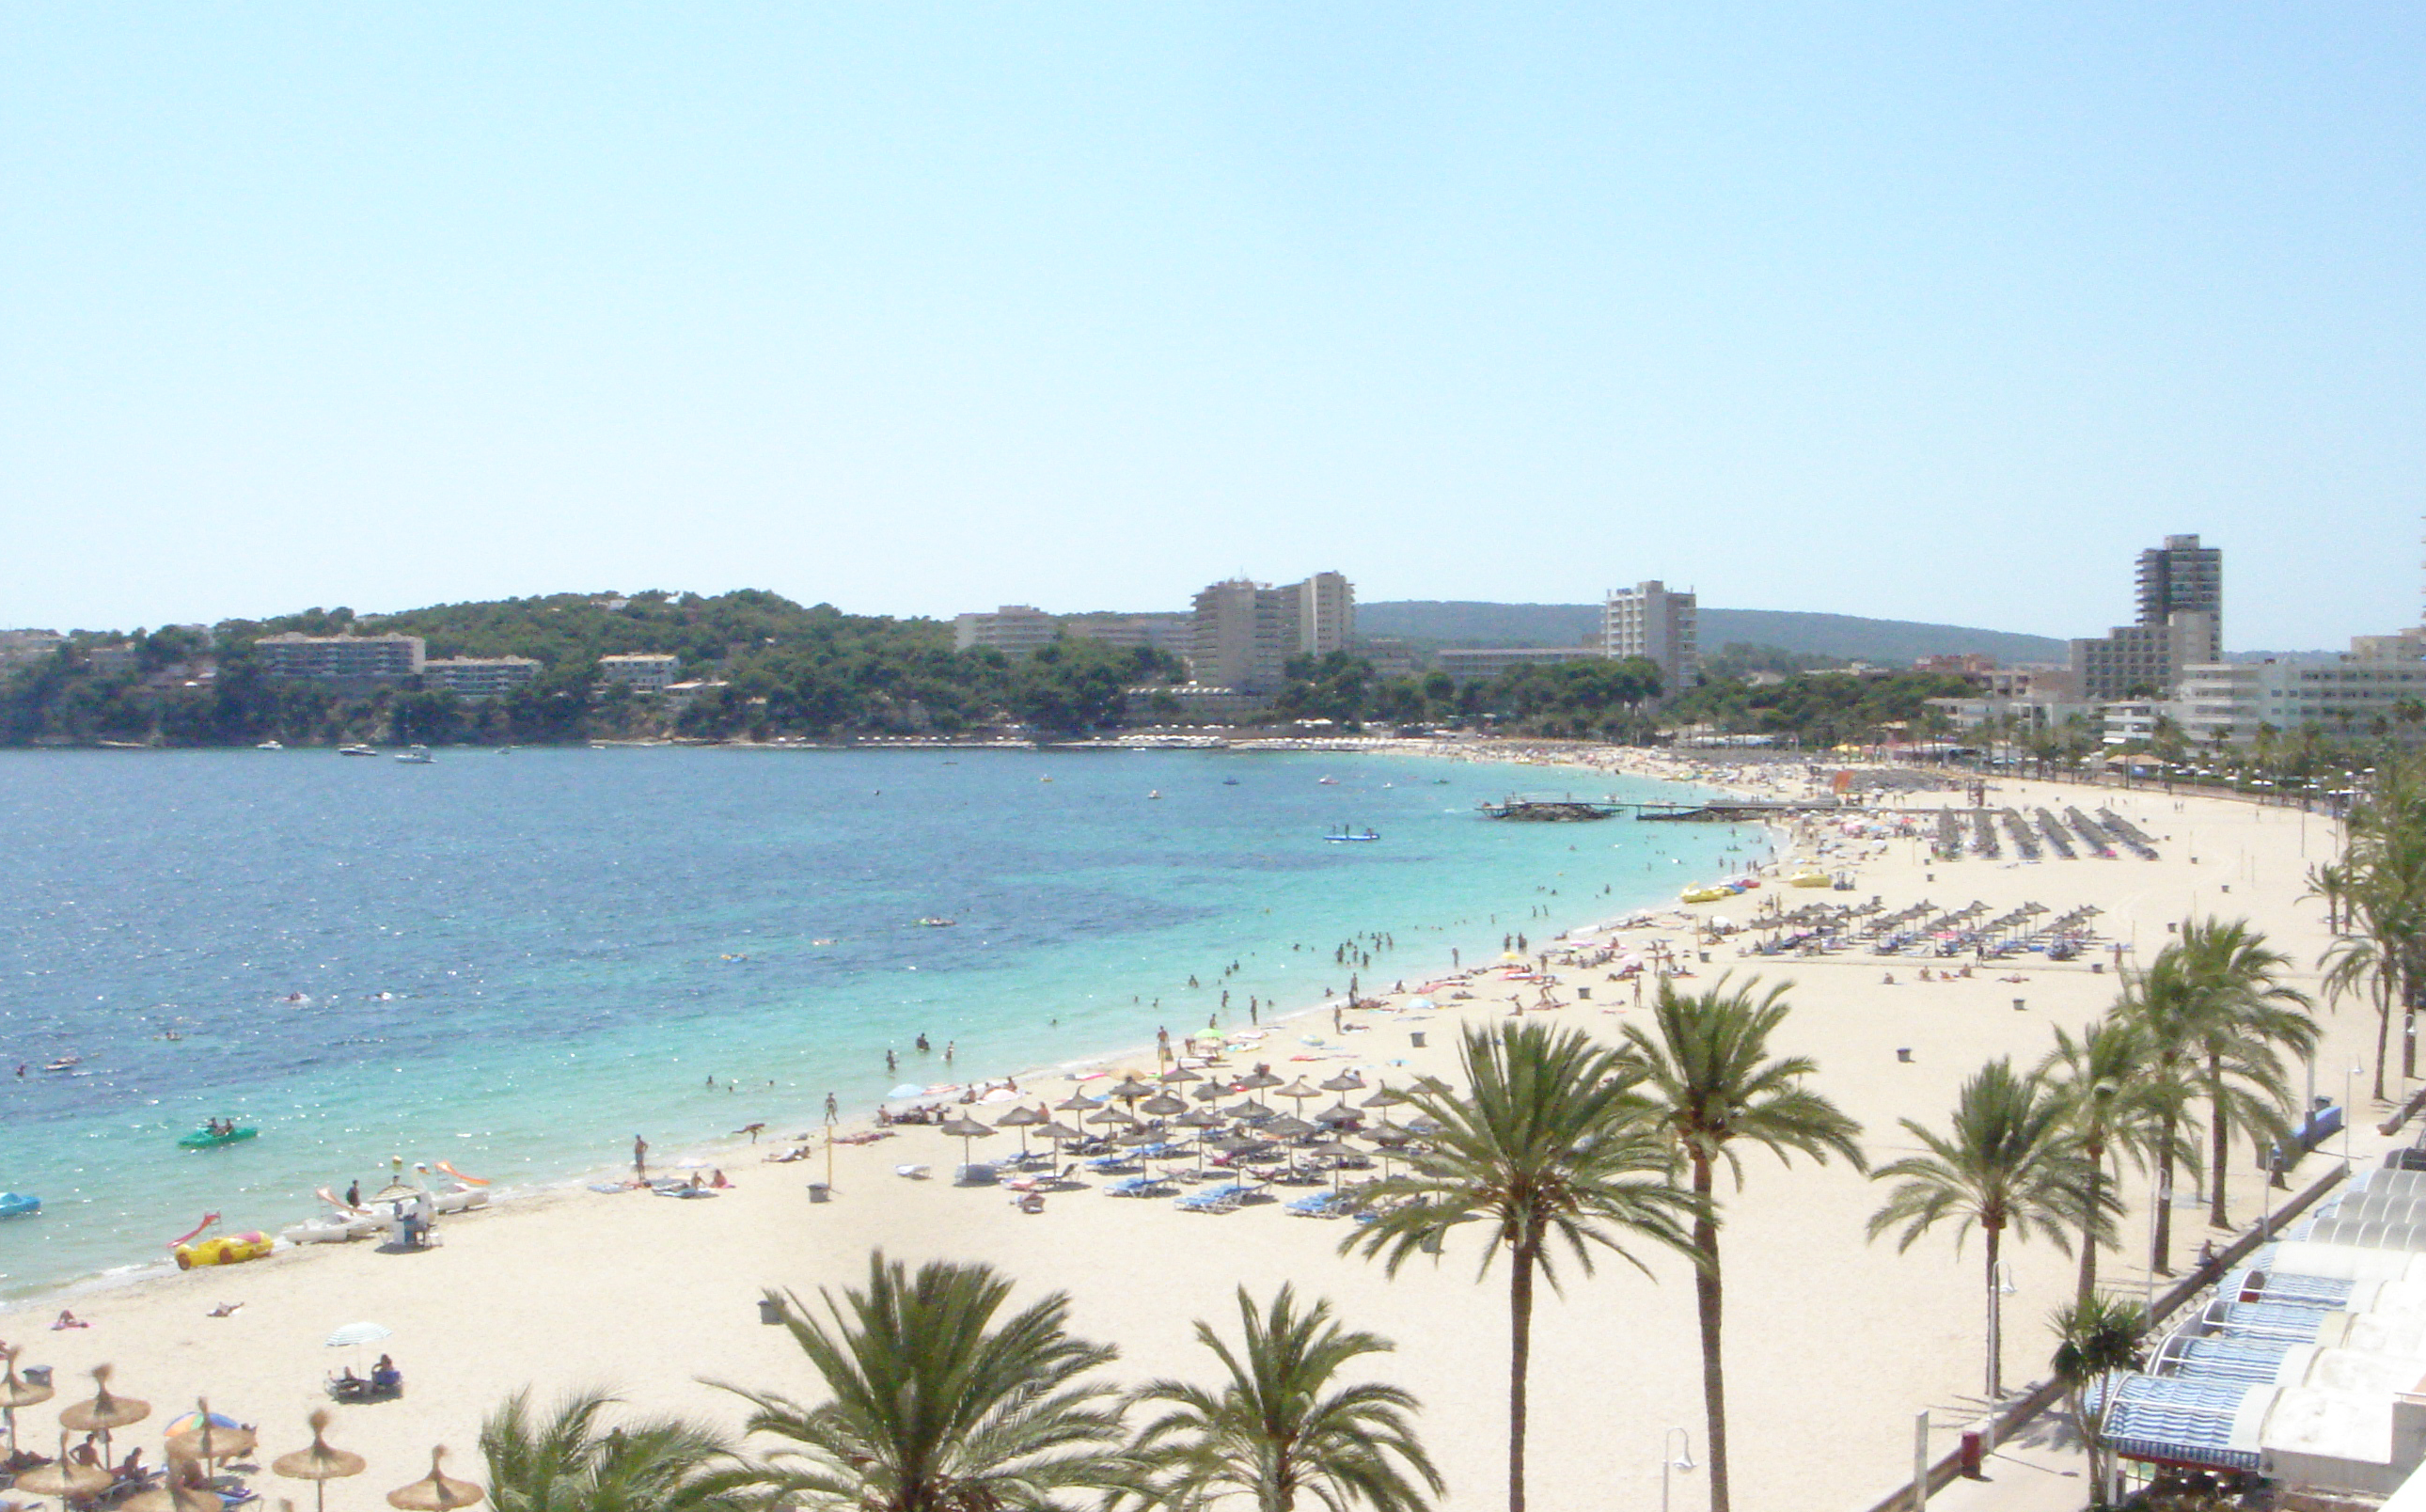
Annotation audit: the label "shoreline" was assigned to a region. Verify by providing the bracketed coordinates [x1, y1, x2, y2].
[0, 764, 2355, 1512]
[1, 743, 1735, 1312]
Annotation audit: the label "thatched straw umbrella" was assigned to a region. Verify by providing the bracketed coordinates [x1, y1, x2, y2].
[16, 1433, 111, 1504]
[386, 1447, 481, 1511]
[165, 1398, 256, 1464]
[0, 1344, 55, 1459]
[992, 1105, 1046, 1161]
[58, 1364, 150, 1460]
[273, 1410, 368, 1512]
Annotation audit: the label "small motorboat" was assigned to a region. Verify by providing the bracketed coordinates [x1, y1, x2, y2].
[394, 745, 433, 764]
[338, 744, 378, 757]
[1317, 777, 1339, 785]
[1147, 790, 1162, 800]
[178, 1125, 260, 1150]
[256, 739, 284, 750]
[915, 917, 957, 928]
[0, 1192, 39, 1219]
[40, 1053, 81, 1073]
[1221, 777, 1240, 786]
[1324, 827, 1381, 843]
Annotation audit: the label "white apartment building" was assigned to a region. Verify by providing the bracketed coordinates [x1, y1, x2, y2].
[423, 656, 542, 699]
[1188, 573, 1355, 695]
[1601, 581, 1697, 696]
[953, 606, 1061, 654]
[597, 653, 681, 692]
[254, 632, 427, 685]
[2175, 652, 2426, 748]
[1436, 647, 1599, 683]
[954, 606, 1194, 660]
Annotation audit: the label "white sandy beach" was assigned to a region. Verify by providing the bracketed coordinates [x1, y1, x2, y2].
[0, 761, 2377, 1512]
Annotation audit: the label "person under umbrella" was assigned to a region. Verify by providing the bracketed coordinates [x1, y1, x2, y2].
[15, 1433, 111, 1505]
[165, 1399, 256, 1465]
[274, 1409, 367, 1512]
[57, 1364, 148, 1463]
[0, 1344, 55, 1463]
[1317, 1070, 1366, 1119]
[119, 1456, 223, 1512]
[387, 1446, 482, 1511]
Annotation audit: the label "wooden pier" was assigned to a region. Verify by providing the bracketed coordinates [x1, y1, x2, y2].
[1633, 799, 1848, 822]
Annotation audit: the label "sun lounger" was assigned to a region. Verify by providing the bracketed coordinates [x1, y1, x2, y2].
[893, 1163, 931, 1180]
[1285, 1191, 1350, 1219]
[955, 1164, 999, 1187]
[1175, 1187, 1241, 1214]
[1103, 1174, 1172, 1198]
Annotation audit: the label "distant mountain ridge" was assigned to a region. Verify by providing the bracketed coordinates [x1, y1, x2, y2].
[1355, 601, 2068, 666]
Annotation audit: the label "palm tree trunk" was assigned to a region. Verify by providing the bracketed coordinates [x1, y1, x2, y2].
[2077, 1144, 2103, 1306]
[1507, 1240, 1536, 1512]
[1692, 1156, 1730, 1512]
[2152, 1126, 2175, 1277]
[2377, 977, 2393, 1105]
[2207, 1052, 2230, 1229]
[1985, 1224, 2004, 1398]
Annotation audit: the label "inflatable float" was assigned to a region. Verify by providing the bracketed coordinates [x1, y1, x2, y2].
[0, 1192, 39, 1219]
[176, 1231, 272, 1268]
[1679, 886, 1733, 905]
[178, 1126, 258, 1150]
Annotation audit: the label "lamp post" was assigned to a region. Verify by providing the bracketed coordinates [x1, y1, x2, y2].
[1661, 1427, 1695, 1512]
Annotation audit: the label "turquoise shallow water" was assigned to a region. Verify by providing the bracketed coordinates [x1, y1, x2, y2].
[0, 748, 1756, 1299]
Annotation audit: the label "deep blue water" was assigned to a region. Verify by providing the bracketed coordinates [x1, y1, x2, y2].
[0, 747, 1754, 1299]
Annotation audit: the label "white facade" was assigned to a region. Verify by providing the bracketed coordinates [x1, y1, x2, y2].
[423, 656, 541, 699]
[1188, 573, 1355, 695]
[1600, 581, 1697, 696]
[2176, 653, 2426, 748]
[254, 632, 427, 684]
[597, 654, 681, 692]
[953, 606, 1060, 654]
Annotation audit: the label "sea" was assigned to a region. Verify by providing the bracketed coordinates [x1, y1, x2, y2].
[0, 746, 1762, 1301]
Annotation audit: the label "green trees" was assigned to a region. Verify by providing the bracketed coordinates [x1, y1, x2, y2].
[2324, 757, 2426, 1099]
[1619, 977, 1864, 1512]
[1338, 1020, 1696, 1512]
[2035, 1017, 2170, 1304]
[2049, 1294, 2147, 1509]
[1117, 1285, 1441, 1512]
[479, 1389, 753, 1512]
[1867, 1059, 2101, 1398]
[723, 1252, 1131, 1512]
[2174, 919, 2314, 1229]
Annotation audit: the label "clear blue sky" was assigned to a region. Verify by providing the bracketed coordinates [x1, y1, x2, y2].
[4, 6, 2421, 650]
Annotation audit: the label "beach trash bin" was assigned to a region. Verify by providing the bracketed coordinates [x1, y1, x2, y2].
[759, 1298, 782, 1326]
[1897, 1047, 1912, 1063]
[807, 1182, 830, 1204]
[1577, 986, 1590, 1000]
[1410, 1031, 1426, 1048]
[2013, 998, 2026, 1012]
[1959, 1430, 1985, 1478]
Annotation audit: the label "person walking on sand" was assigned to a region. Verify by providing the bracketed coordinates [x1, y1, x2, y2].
[633, 1135, 649, 1184]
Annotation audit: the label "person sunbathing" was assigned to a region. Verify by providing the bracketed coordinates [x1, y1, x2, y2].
[206, 1302, 244, 1318]
[52, 1310, 87, 1331]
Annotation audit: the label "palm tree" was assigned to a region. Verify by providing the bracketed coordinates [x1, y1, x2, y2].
[2113, 949, 2206, 1276]
[1619, 975, 1864, 1512]
[1115, 1285, 1441, 1512]
[2036, 1016, 2171, 1305]
[1868, 1058, 2103, 1397]
[2176, 918, 2315, 1228]
[2049, 1293, 2147, 1509]
[1339, 1020, 1698, 1512]
[721, 1251, 1129, 1512]
[480, 1389, 754, 1512]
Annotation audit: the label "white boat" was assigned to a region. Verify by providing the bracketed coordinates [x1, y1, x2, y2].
[394, 746, 433, 764]
[256, 740, 284, 750]
[339, 744, 378, 757]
